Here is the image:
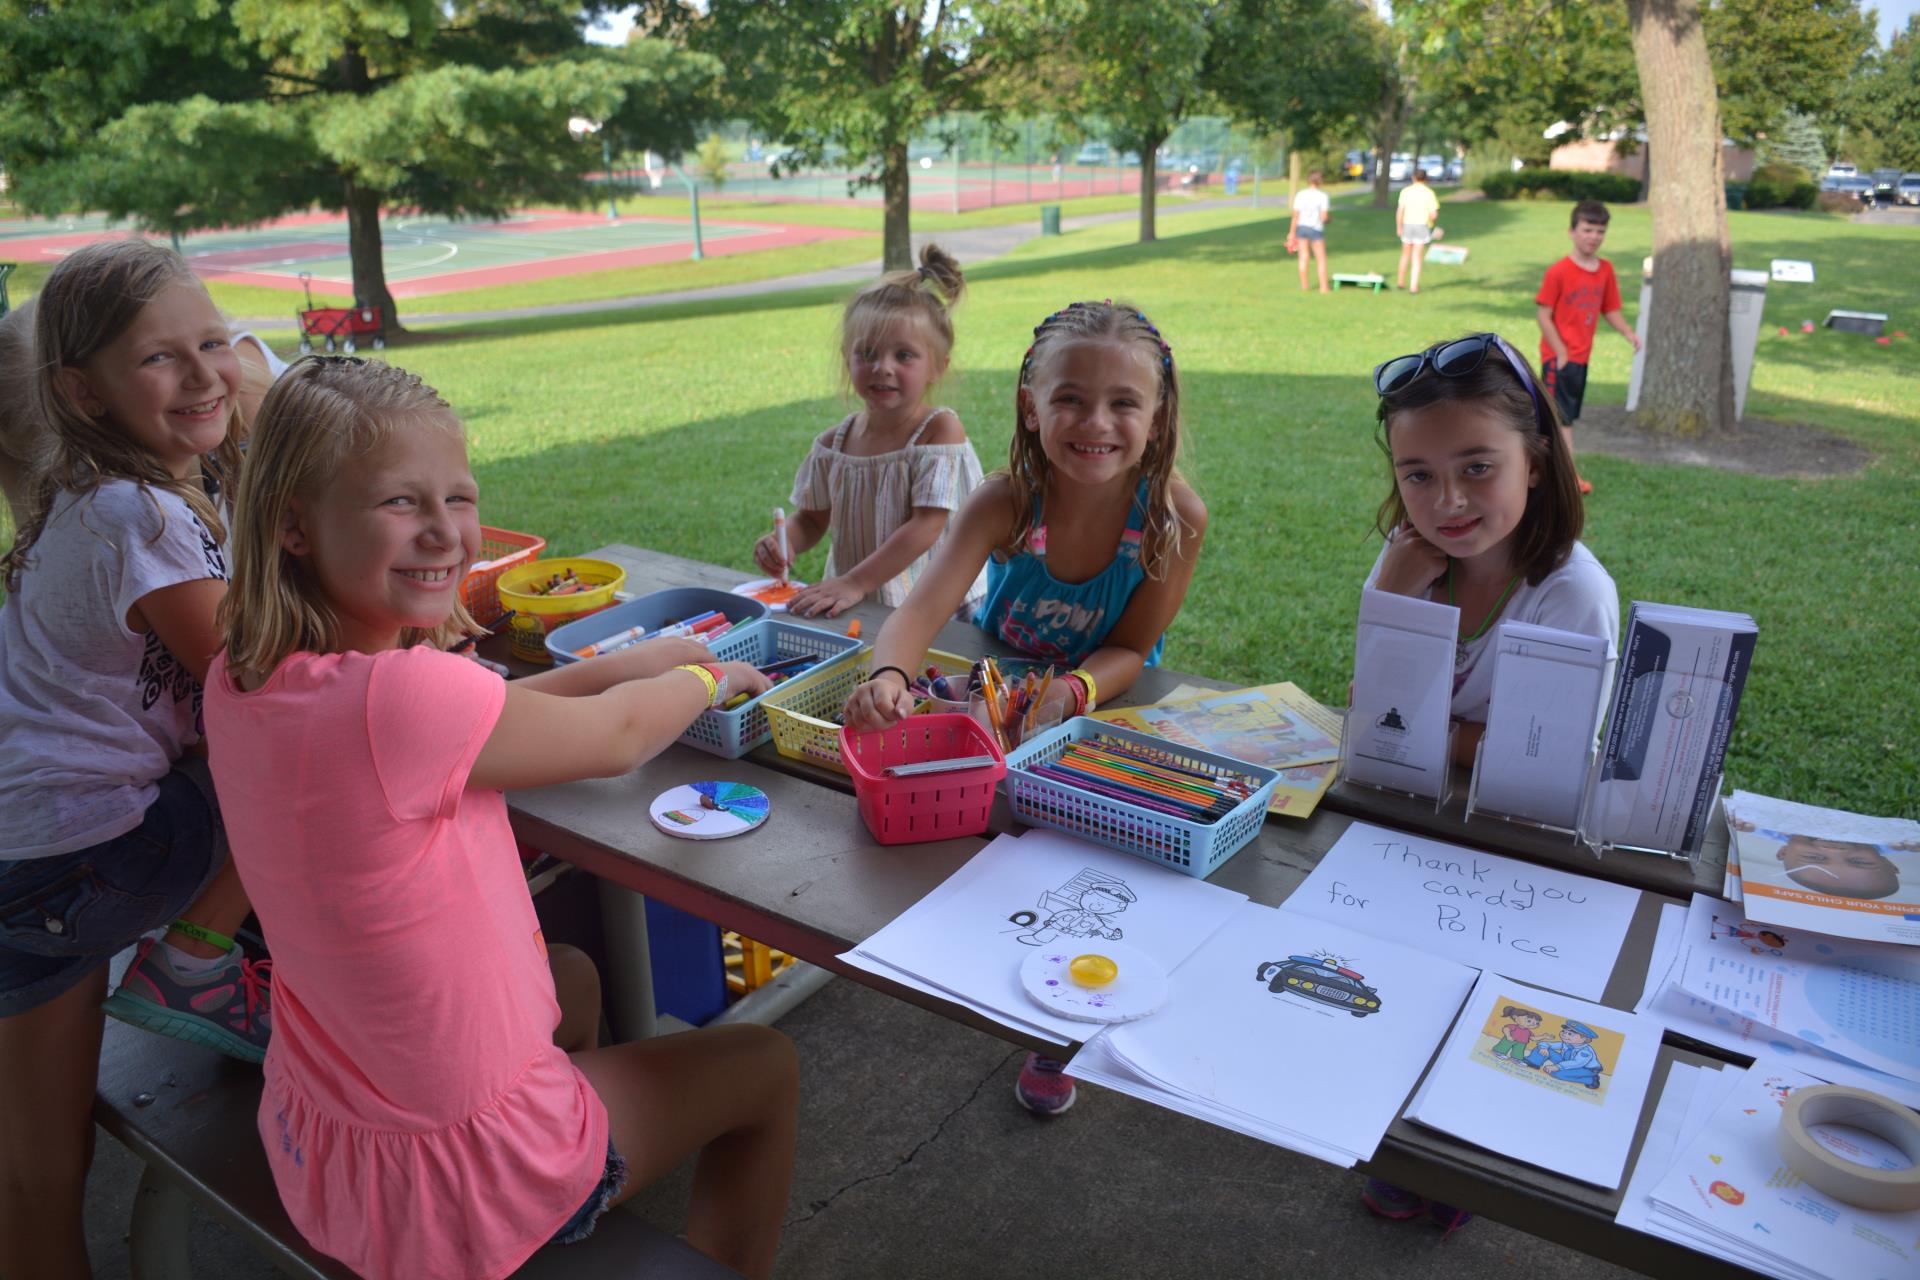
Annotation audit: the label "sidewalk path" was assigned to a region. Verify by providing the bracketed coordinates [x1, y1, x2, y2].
[234, 199, 1253, 330]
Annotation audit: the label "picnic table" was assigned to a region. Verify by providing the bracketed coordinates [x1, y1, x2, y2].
[504, 544, 1757, 1280]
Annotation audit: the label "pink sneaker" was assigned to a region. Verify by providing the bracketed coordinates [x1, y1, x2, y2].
[1014, 1052, 1076, 1116]
[103, 938, 273, 1063]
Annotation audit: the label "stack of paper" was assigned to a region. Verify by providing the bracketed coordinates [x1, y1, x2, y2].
[1068, 901, 1476, 1166]
[1614, 1060, 1743, 1238]
[1346, 588, 1458, 798]
[1586, 602, 1757, 856]
[1723, 790, 1920, 946]
[840, 829, 1248, 1047]
[1639, 1058, 1920, 1278]
[1635, 895, 1920, 1107]
[1404, 972, 1663, 1189]
[1471, 621, 1611, 830]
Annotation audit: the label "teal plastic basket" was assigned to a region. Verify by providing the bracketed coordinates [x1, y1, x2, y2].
[683, 620, 865, 758]
[1004, 718, 1280, 878]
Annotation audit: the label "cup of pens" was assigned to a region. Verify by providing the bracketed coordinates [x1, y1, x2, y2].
[965, 657, 1068, 753]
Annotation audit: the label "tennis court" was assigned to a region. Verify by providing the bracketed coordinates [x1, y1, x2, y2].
[0, 207, 865, 299]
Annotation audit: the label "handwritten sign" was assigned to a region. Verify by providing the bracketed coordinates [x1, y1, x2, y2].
[1284, 822, 1640, 999]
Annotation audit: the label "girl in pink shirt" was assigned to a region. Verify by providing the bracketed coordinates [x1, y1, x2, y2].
[203, 357, 797, 1280]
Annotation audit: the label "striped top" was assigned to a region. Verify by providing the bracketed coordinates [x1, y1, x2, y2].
[789, 408, 988, 608]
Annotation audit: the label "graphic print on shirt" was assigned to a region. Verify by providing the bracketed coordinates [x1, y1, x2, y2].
[133, 512, 228, 716]
[1468, 993, 1620, 1104]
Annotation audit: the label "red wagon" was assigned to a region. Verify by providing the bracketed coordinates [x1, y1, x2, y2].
[294, 272, 386, 354]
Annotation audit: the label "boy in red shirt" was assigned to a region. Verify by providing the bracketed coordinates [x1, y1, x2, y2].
[1536, 200, 1640, 493]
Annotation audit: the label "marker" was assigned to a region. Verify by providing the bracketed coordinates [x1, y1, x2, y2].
[773, 507, 791, 586]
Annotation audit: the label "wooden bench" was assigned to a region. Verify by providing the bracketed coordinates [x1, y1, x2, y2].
[94, 1019, 741, 1280]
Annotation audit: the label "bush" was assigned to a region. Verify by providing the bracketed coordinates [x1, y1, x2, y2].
[1745, 161, 1818, 210]
[1479, 168, 1642, 204]
[1816, 190, 1863, 215]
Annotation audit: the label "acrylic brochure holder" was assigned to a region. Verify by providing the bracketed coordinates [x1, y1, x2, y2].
[1338, 704, 1456, 813]
[1463, 623, 1608, 845]
[1576, 665, 1738, 865]
[1342, 587, 1459, 810]
[1464, 736, 1592, 844]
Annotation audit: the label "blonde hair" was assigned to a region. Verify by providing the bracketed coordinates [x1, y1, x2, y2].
[221, 357, 480, 683]
[1005, 300, 1192, 579]
[1, 241, 244, 591]
[0, 301, 43, 532]
[838, 243, 965, 393]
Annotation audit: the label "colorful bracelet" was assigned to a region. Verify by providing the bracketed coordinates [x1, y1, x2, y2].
[674, 663, 719, 707]
[870, 665, 911, 690]
[1069, 668, 1098, 714]
[698, 662, 731, 708]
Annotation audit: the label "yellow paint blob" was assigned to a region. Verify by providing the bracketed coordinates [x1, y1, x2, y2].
[1068, 954, 1119, 988]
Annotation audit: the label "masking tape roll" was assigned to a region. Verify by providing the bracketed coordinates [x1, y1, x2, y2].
[1775, 1084, 1920, 1212]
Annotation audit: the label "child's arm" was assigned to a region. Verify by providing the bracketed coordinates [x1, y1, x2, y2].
[470, 659, 772, 791]
[1604, 308, 1641, 351]
[843, 480, 1015, 729]
[128, 579, 228, 683]
[1450, 721, 1484, 769]
[1536, 305, 1570, 366]
[512, 636, 720, 696]
[787, 506, 949, 618]
[753, 507, 828, 579]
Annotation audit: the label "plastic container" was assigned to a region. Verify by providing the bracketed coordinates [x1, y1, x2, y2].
[496, 557, 626, 635]
[841, 714, 1006, 845]
[764, 647, 973, 774]
[681, 619, 864, 758]
[460, 526, 546, 626]
[1004, 718, 1280, 878]
[545, 587, 769, 666]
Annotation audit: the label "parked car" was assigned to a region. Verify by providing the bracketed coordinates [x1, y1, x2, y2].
[1830, 175, 1873, 202]
[1072, 142, 1111, 166]
[1387, 153, 1412, 182]
[1445, 157, 1465, 181]
[1825, 162, 1858, 179]
[1900, 174, 1920, 207]
[1417, 154, 1446, 180]
[1343, 149, 1370, 179]
[1868, 168, 1903, 204]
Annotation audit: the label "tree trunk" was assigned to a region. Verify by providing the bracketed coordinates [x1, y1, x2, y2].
[343, 179, 398, 330]
[1628, 0, 1734, 436]
[1138, 132, 1163, 244]
[1371, 90, 1404, 209]
[882, 138, 911, 271]
[1287, 146, 1301, 205]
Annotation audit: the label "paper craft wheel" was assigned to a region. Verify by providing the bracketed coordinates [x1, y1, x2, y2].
[1019, 942, 1168, 1024]
[731, 577, 806, 613]
[649, 782, 770, 840]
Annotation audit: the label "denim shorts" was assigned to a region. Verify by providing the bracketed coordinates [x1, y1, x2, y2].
[547, 1139, 630, 1246]
[0, 761, 225, 1017]
[1295, 226, 1324, 242]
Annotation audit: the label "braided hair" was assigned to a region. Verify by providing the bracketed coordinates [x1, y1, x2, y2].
[1003, 300, 1191, 579]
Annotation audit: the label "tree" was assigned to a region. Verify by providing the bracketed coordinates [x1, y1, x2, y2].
[0, 2, 720, 327]
[1763, 109, 1827, 173]
[661, 2, 1052, 271]
[1846, 17, 1920, 170]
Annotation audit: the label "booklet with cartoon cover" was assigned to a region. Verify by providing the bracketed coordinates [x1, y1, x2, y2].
[1722, 790, 1920, 946]
[1405, 972, 1664, 1189]
[1093, 681, 1342, 818]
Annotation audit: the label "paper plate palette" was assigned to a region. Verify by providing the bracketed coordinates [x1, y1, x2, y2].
[649, 782, 770, 840]
[731, 578, 807, 613]
[1019, 941, 1168, 1024]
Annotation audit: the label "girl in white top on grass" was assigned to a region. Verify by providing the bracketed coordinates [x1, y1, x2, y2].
[1364, 331, 1620, 771]
[753, 243, 987, 617]
[0, 241, 272, 1280]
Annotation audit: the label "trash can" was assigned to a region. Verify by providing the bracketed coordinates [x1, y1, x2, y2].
[1040, 204, 1061, 236]
[0, 263, 14, 318]
[1627, 265, 1768, 421]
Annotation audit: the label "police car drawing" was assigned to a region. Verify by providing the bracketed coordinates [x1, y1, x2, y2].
[1257, 954, 1383, 1017]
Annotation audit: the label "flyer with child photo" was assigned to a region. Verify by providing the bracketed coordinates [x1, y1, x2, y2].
[1724, 791, 1920, 946]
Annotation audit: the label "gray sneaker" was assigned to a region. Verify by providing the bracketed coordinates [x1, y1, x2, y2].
[103, 938, 272, 1063]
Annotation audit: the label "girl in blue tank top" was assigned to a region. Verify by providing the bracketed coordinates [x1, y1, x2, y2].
[845, 299, 1208, 733]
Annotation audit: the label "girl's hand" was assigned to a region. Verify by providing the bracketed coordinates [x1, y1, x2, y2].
[752, 531, 788, 579]
[1374, 522, 1449, 597]
[714, 660, 773, 704]
[844, 674, 916, 730]
[787, 576, 864, 618]
[624, 636, 718, 675]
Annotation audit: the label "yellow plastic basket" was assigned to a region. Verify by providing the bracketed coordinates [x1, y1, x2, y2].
[496, 557, 627, 624]
[764, 646, 974, 775]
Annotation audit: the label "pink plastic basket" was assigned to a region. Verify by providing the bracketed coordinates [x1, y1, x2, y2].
[840, 714, 1006, 846]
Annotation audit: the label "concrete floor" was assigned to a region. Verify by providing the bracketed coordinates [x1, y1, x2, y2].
[84, 977, 1638, 1280]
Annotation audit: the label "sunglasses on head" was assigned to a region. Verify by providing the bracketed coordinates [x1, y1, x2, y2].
[1372, 333, 1551, 435]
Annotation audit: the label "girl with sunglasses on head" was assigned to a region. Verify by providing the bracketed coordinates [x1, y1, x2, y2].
[1366, 332, 1619, 774]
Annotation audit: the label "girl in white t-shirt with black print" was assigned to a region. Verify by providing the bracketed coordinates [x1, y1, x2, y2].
[1356, 333, 1618, 1234]
[0, 241, 273, 1280]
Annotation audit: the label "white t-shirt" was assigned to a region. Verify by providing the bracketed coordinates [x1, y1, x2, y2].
[0, 481, 229, 857]
[230, 331, 290, 380]
[1364, 538, 1619, 726]
[1292, 187, 1330, 231]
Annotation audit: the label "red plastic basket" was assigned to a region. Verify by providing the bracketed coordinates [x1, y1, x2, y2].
[460, 526, 546, 626]
[841, 714, 1006, 846]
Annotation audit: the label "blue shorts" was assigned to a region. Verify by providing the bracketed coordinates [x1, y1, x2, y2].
[547, 1138, 630, 1245]
[1295, 226, 1324, 242]
[0, 761, 225, 1017]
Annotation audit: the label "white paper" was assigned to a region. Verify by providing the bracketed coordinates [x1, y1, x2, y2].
[1472, 621, 1609, 828]
[835, 948, 1072, 1048]
[1614, 1061, 1699, 1233]
[1346, 588, 1458, 797]
[1286, 821, 1641, 999]
[1405, 972, 1665, 1189]
[1635, 903, 1688, 1014]
[1674, 893, 1920, 1085]
[1648, 1058, 1920, 1280]
[1723, 790, 1920, 946]
[1076, 901, 1476, 1165]
[850, 829, 1247, 1042]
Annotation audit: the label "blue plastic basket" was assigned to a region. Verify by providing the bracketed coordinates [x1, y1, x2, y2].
[545, 587, 768, 666]
[1004, 718, 1280, 878]
[681, 619, 865, 758]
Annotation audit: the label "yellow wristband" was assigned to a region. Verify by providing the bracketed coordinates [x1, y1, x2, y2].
[674, 663, 719, 707]
[1070, 668, 1097, 713]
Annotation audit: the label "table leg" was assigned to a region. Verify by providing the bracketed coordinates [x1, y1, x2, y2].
[596, 882, 659, 1042]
